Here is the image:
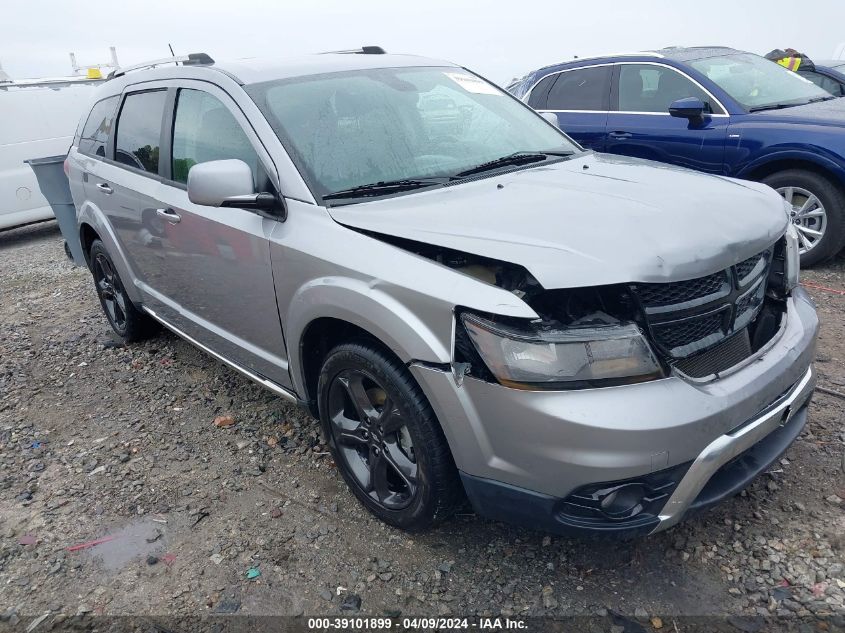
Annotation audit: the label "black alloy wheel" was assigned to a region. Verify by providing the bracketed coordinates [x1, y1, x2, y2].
[327, 368, 419, 510]
[317, 341, 462, 531]
[88, 239, 156, 342]
[93, 250, 129, 334]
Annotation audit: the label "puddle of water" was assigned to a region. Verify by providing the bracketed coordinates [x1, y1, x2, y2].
[78, 517, 167, 570]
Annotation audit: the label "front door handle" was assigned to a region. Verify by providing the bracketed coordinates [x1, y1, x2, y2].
[155, 208, 181, 224]
[608, 131, 633, 140]
[96, 182, 113, 194]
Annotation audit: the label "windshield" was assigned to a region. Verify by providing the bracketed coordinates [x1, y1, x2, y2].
[245, 67, 578, 201]
[689, 53, 831, 111]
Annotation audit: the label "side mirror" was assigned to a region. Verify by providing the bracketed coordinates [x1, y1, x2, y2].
[669, 97, 707, 121]
[188, 159, 254, 206]
[539, 111, 560, 129]
[187, 159, 282, 216]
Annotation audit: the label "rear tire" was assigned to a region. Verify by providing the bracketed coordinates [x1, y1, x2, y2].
[761, 169, 845, 267]
[317, 341, 463, 531]
[89, 239, 156, 342]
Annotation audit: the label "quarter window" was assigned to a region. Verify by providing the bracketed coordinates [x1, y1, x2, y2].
[114, 90, 167, 173]
[78, 96, 119, 157]
[617, 64, 716, 113]
[544, 66, 612, 111]
[171, 89, 260, 185]
[526, 74, 558, 109]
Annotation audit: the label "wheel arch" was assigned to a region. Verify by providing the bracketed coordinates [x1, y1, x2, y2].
[287, 279, 453, 416]
[740, 153, 845, 190]
[76, 202, 144, 304]
[79, 222, 100, 268]
[298, 317, 407, 418]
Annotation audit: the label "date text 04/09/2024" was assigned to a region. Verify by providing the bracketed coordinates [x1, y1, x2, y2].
[307, 617, 528, 630]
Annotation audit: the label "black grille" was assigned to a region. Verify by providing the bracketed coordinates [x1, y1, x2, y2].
[735, 251, 770, 286]
[735, 255, 759, 281]
[651, 308, 727, 353]
[672, 329, 753, 378]
[633, 271, 728, 308]
[629, 246, 774, 362]
[735, 279, 767, 331]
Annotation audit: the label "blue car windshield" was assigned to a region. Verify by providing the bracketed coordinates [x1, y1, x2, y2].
[246, 67, 578, 199]
[690, 53, 831, 111]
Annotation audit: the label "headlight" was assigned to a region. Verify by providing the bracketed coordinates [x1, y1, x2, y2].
[461, 313, 664, 389]
[783, 223, 800, 293]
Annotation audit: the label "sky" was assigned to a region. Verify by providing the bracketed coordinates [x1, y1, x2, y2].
[3, 0, 845, 84]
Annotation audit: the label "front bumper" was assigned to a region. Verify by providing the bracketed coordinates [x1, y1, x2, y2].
[653, 364, 814, 532]
[410, 289, 819, 536]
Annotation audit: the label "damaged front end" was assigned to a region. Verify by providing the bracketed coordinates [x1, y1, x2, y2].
[361, 223, 798, 389]
[446, 231, 799, 389]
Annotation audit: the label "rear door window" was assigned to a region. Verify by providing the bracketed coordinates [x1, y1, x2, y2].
[170, 89, 261, 186]
[544, 66, 612, 111]
[78, 96, 119, 157]
[114, 90, 167, 174]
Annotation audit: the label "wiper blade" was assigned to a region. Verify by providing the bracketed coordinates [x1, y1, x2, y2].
[748, 97, 833, 112]
[322, 150, 576, 200]
[453, 150, 572, 179]
[748, 103, 796, 112]
[322, 178, 446, 201]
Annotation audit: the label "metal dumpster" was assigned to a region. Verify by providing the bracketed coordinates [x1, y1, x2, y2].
[25, 155, 85, 266]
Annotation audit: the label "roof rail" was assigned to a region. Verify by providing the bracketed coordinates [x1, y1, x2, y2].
[107, 53, 214, 79]
[322, 46, 387, 55]
[534, 51, 664, 74]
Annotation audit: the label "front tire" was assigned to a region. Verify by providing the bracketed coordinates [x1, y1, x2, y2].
[317, 341, 462, 531]
[762, 169, 845, 267]
[89, 239, 155, 342]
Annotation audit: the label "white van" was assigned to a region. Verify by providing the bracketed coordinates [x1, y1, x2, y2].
[0, 75, 101, 230]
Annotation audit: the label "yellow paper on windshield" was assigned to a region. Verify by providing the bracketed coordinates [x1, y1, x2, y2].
[444, 72, 501, 95]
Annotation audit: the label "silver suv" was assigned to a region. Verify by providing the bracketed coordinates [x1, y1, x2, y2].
[64, 49, 818, 537]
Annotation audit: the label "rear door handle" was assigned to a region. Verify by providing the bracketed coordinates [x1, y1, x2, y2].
[155, 208, 181, 224]
[96, 182, 113, 194]
[608, 131, 633, 140]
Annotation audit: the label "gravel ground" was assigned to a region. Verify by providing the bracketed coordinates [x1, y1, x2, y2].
[1, 221, 844, 630]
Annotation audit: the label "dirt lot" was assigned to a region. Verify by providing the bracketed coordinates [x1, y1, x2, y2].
[1, 221, 844, 630]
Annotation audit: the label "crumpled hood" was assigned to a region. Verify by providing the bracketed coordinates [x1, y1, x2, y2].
[328, 152, 788, 289]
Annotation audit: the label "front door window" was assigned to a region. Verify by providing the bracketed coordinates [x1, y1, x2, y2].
[617, 64, 717, 114]
[171, 89, 262, 186]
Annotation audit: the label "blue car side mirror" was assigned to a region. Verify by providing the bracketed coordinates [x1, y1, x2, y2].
[669, 97, 707, 121]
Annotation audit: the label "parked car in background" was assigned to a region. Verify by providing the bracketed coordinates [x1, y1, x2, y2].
[509, 47, 845, 266]
[58, 49, 818, 537]
[798, 61, 845, 97]
[764, 49, 845, 97]
[0, 71, 102, 230]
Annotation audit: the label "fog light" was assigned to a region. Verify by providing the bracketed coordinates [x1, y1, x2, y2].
[599, 484, 646, 519]
[559, 463, 689, 528]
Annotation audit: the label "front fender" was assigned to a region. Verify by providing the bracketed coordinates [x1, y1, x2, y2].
[76, 200, 145, 305]
[285, 276, 455, 397]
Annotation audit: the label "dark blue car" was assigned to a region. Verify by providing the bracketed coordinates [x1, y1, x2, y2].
[508, 47, 845, 266]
